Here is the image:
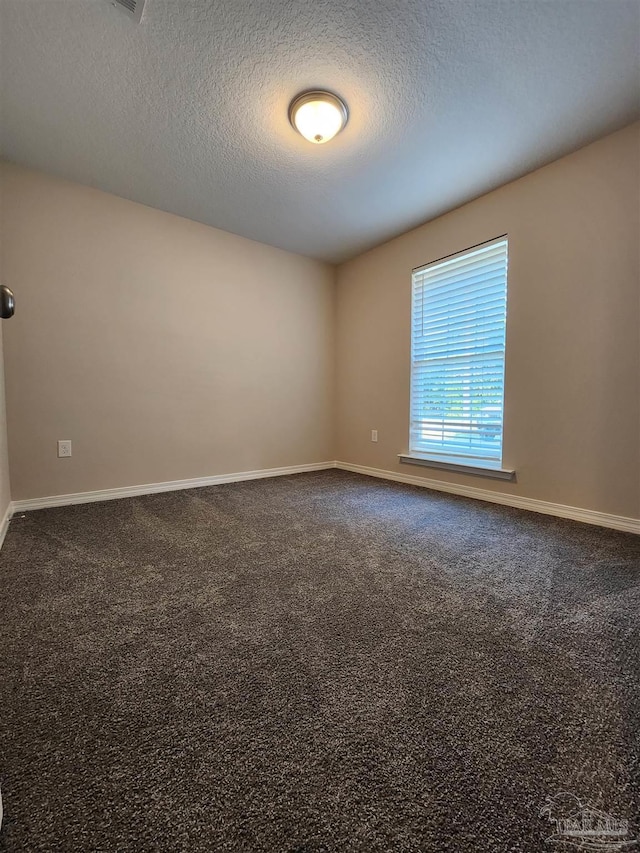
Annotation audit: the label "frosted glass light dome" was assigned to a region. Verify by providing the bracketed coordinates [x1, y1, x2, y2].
[289, 91, 348, 144]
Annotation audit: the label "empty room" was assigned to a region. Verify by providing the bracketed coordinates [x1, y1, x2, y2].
[0, 0, 639, 850]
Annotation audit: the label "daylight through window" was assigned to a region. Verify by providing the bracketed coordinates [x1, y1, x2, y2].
[409, 237, 508, 465]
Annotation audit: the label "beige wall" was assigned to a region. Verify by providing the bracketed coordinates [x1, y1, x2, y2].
[0, 324, 12, 520]
[2, 123, 639, 518]
[336, 122, 640, 519]
[0, 189, 13, 521]
[1, 163, 335, 500]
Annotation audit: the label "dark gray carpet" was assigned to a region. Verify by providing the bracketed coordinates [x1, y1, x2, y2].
[0, 470, 639, 852]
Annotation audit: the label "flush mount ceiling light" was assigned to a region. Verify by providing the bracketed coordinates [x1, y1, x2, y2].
[288, 90, 349, 144]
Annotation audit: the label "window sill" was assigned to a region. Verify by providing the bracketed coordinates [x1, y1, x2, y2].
[398, 453, 516, 481]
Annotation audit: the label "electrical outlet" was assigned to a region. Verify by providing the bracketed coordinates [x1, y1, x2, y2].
[371, 429, 378, 442]
[57, 440, 72, 458]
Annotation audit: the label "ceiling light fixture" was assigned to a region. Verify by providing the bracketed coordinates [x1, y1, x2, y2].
[288, 90, 349, 144]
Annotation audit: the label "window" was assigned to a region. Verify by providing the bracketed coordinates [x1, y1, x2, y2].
[408, 237, 508, 471]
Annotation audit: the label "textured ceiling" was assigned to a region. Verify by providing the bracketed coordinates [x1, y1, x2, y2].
[1, 0, 639, 263]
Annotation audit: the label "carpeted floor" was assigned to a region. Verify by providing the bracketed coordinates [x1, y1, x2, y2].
[0, 470, 639, 852]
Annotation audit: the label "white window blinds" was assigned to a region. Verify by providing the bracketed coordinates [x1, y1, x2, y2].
[410, 237, 508, 464]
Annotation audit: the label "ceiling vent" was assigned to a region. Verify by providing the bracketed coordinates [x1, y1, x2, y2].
[108, 0, 145, 23]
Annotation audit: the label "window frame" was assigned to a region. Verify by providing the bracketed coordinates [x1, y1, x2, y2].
[402, 235, 514, 480]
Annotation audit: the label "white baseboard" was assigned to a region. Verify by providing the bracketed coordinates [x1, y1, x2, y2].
[0, 500, 12, 550]
[6, 459, 639, 536]
[335, 461, 640, 535]
[11, 461, 335, 513]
